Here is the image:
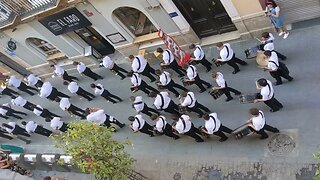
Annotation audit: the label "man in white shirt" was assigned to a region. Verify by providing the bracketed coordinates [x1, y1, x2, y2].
[90, 83, 122, 103]
[211, 71, 241, 101]
[0, 103, 27, 119]
[181, 64, 211, 93]
[246, 108, 279, 139]
[254, 78, 283, 112]
[180, 91, 210, 117]
[11, 96, 35, 111]
[151, 114, 180, 139]
[45, 116, 69, 133]
[21, 121, 53, 137]
[128, 115, 154, 136]
[260, 32, 286, 60]
[100, 56, 128, 80]
[215, 42, 247, 74]
[25, 74, 43, 88]
[155, 69, 188, 97]
[63, 81, 95, 101]
[7, 76, 38, 95]
[55, 97, 86, 119]
[156, 48, 185, 77]
[128, 71, 159, 95]
[85, 108, 125, 129]
[129, 96, 159, 117]
[201, 113, 233, 142]
[0, 86, 19, 98]
[31, 104, 60, 119]
[128, 55, 156, 82]
[189, 44, 212, 72]
[50, 64, 79, 82]
[263, 51, 293, 85]
[39, 81, 70, 101]
[172, 114, 204, 142]
[2, 122, 31, 144]
[73, 61, 103, 81]
[149, 91, 180, 116]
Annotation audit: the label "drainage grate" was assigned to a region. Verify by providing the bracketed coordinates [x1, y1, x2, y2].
[267, 134, 296, 156]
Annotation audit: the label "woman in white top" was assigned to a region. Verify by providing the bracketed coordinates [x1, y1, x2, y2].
[265, 0, 289, 39]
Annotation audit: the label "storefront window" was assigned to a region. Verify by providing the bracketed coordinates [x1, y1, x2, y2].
[113, 7, 157, 37]
[26, 37, 61, 56]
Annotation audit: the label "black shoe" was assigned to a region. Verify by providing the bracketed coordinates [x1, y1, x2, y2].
[260, 136, 268, 139]
[120, 77, 126, 80]
[275, 82, 282, 86]
[280, 57, 287, 60]
[288, 77, 293, 82]
[235, 92, 241, 95]
[26, 140, 31, 144]
[241, 62, 248, 66]
[206, 84, 212, 89]
[274, 129, 280, 133]
[270, 109, 279, 112]
[225, 97, 233, 102]
[173, 136, 180, 140]
[196, 139, 204, 142]
[206, 68, 212, 73]
[150, 134, 154, 137]
[150, 79, 156, 83]
[232, 70, 240, 74]
[199, 89, 206, 93]
[219, 137, 228, 142]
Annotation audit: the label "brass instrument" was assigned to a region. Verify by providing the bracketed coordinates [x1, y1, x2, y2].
[232, 123, 254, 140]
[208, 89, 224, 100]
[130, 86, 139, 93]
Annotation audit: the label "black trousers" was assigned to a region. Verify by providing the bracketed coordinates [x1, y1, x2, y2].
[163, 124, 180, 139]
[192, 56, 212, 71]
[220, 82, 241, 99]
[101, 90, 122, 103]
[35, 126, 53, 137]
[62, 72, 78, 82]
[23, 102, 35, 111]
[212, 125, 233, 139]
[188, 101, 210, 117]
[0, 131, 13, 140]
[12, 125, 30, 137]
[35, 80, 43, 88]
[139, 122, 154, 136]
[194, 75, 211, 91]
[164, 100, 180, 116]
[17, 82, 38, 95]
[2, 88, 19, 98]
[76, 88, 95, 101]
[184, 124, 204, 142]
[47, 87, 70, 101]
[140, 104, 159, 117]
[83, 67, 103, 81]
[111, 64, 128, 79]
[250, 124, 279, 138]
[140, 63, 156, 81]
[67, 104, 85, 118]
[264, 95, 283, 111]
[6, 109, 27, 119]
[274, 50, 287, 60]
[226, 54, 247, 72]
[40, 109, 60, 118]
[103, 115, 125, 128]
[59, 123, 68, 132]
[270, 70, 293, 84]
[169, 60, 185, 76]
[138, 81, 159, 95]
[165, 80, 187, 97]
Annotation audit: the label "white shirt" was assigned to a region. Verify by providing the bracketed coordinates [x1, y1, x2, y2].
[67, 82, 79, 94]
[77, 62, 87, 73]
[260, 80, 274, 101]
[132, 55, 147, 73]
[215, 72, 226, 88]
[8, 76, 21, 88]
[93, 84, 105, 95]
[181, 92, 196, 108]
[155, 116, 167, 132]
[219, 43, 234, 62]
[59, 98, 71, 110]
[27, 74, 40, 86]
[51, 117, 63, 130]
[251, 110, 266, 131]
[267, 51, 279, 71]
[39, 82, 53, 98]
[33, 105, 43, 116]
[154, 92, 171, 110]
[86, 109, 107, 125]
[5, 122, 16, 133]
[263, 33, 275, 51]
[162, 49, 174, 65]
[131, 73, 142, 86]
[175, 115, 191, 134]
[205, 113, 221, 134]
[102, 56, 114, 69]
[133, 96, 144, 112]
[186, 65, 197, 80]
[24, 121, 38, 133]
[11, 96, 27, 107]
[159, 71, 171, 86]
[131, 114, 145, 131]
[0, 107, 8, 115]
[54, 65, 65, 77]
[193, 45, 205, 60]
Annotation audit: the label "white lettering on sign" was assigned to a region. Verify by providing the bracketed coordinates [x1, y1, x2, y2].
[57, 14, 80, 26]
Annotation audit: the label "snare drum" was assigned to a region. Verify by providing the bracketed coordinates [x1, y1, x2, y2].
[232, 124, 254, 140]
[244, 45, 260, 59]
[239, 93, 261, 104]
[208, 90, 224, 100]
[130, 87, 139, 93]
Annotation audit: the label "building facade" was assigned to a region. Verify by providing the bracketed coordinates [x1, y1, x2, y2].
[0, 0, 319, 77]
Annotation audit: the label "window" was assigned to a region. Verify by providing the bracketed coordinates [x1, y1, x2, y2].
[26, 37, 61, 56]
[113, 7, 157, 37]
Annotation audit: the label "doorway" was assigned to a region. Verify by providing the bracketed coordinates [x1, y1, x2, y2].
[173, 0, 237, 38]
[0, 52, 31, 76]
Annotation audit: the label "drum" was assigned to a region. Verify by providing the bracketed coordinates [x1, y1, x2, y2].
[208, 90, 224, 100]
[232, 124, 254, 140]
[156, 83, 165, 90]
[130, 87, 139, 93]
[244, 45, 260, 59]
[239, 93, 261, 104]
[178, 105, 187, 114]
[180, 78, 194, 86]
[256, 51, 268, 68]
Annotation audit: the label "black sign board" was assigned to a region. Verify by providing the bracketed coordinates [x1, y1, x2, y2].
[39, 8, 92, 36]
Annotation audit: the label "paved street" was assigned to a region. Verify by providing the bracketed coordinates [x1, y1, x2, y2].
[1, 19, 320, 179]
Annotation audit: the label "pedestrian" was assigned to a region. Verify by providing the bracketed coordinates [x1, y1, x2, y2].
[263, 51, 293, 85]
[39, 81, 70, 101]
[215, 42, 247, 74]
[128, 54, 157, 82]
[31, 105, 60, 119]
[246, 108, 279, 139]
[0, 86, 19, 98]
[149, 91, 180, 116]
[100, 56, 128, 80]
[0, 128, 30, 144]
[128, 115, 154, 137]
[63, 81, 95, 101]
[73, 61, 103, 81]
[254, 78, 283, 112]
[211, 71, 241, 101]
[179, 91, 210, 117]
[55, 97, 86, 119]
[11, 96, 35, 112]
[151, 114, 180, 140]
[201, 113, 233, 142]
[0, 103, 27, 119]
[155, 69, 188, 97]
[25, 74, 43, 88]
[156, 48, 185, 77]
[45, 117, 69, 133]
[181, 64, 211, 93]
[50, 64, 79, 82]
[2, 122, 30, 138]
[189, 44, 213, 72]
[7, 76, 38, 95]
[172, 114, 204, 142]
[260, 32, 287, 60]
[21, 121, 53, 137]
[129, 96, 159, 117]
[85, 108, 125, 129]
[90, 83, 122, 103]
[265, 0, 289, 39]
[128, 71, 159, 95]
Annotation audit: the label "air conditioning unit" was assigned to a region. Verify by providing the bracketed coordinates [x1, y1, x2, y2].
[146, 0, 160, 8]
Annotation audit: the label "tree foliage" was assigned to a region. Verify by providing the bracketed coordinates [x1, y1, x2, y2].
[313, 146, 320, 180]
[51, 122, 134, 180]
